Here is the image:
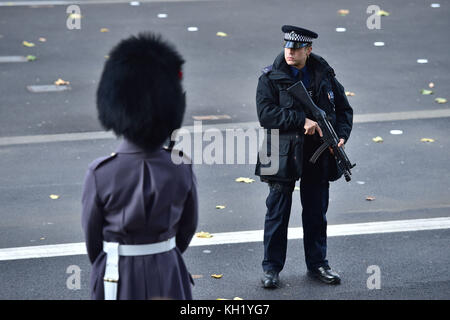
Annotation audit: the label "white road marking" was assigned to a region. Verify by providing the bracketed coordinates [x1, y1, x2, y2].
[0, 56, 28, 63]
[1, 109, 450, 147]
[0, 0, 215, 6]
[0, 217, 449, 261]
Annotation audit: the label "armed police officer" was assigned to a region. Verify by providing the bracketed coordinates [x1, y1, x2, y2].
[255, 26, 353, 288]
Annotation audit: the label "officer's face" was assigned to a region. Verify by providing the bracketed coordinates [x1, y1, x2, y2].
[284, 46, 312, 69]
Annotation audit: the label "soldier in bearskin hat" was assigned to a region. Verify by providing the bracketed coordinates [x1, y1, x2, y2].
[82, 33, 198, 300]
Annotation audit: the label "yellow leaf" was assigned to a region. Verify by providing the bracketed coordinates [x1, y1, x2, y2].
[22, 41, 35, 47]
[216, 32, 228, 37]
[365, 196, 376, 201]
[420, 89, 433, 95]
[372, 136, 383, 143]
[191, 274, 203, 279]
[68, 13, 82, 19]
[233, 297, 244, 300]
[216, 205, 226, 209]
[38, 37, 46, 42]
[345, 91, 355, 96]
[435, 98, 447, 104]
[211, 274, 223, 279]
[49, 194, 60, 200]
[235, 177, 255, 183]
[195, 231, 213, 238]
[337, 9, 349, 16]
[100, 28, 109, 32]
[216, 298, 229, 300]
[377, 10, 390, 16]
[54, 78, 70, 86]
[420, 138, 435, 143]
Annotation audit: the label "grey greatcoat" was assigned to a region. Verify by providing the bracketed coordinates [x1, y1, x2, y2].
[81, 139, 198, 300]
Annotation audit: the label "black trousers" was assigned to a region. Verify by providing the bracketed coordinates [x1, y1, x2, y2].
[262, 142, 331, 272]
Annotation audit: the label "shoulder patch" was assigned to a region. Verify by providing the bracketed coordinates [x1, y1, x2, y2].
[88, 153, 118, 170]
[261, 65, 273, 74]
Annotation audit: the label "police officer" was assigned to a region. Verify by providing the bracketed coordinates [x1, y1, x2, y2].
[255, 25, 353, 288]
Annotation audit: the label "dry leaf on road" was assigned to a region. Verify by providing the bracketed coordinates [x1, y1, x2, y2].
[195, 231, 213, 238]
[435, 98, 447, 104]
[372, 136, 383, 143]
[54, 78, 70, 86]
[235, 177, 255, 183]
[22, 41, 35, 47]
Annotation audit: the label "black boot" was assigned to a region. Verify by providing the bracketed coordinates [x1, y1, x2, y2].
[261, 270, 280, 289]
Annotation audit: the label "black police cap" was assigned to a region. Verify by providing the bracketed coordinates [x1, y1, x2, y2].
[282, 25, 318, 49]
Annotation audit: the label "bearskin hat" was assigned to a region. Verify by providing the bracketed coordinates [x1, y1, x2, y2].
[96, 32, 185, 150]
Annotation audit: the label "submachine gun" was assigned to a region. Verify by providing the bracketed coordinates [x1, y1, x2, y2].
[286, 81, 356, 182]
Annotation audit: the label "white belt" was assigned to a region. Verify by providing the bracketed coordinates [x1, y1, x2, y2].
[102, 237, 176, 300]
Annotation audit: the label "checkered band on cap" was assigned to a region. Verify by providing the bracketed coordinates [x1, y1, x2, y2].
[284, 31, 314, 43]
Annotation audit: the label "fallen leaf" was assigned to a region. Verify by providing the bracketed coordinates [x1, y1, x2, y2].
[40, 237, 46, 240]
[377, 10, 390, 16]
[420, 138, 435, 143]
[38, 37, 46, 42]
[100, 28, 109, 32]
[22, 41, 35, 47]
[337, 9, 349, 16]
[345, 91, 355, 96]
[68, 13, 82, 19]
[435, 97, 447, 104]
[54, 78, 70, 86]
[390, 130, 403, 135]
[211, 274, 223, 279]
[49, 194, 60, 200]
[366, 196, 376, 201]
[216, 298, 229, 300]
[428, 82, 435, 88]
[233, 297, 244, 300]
[216, 205, 226, 209]
[235, 177, 255, 183]
[372, 136, 383, 143]
[421, 89, 433, 95]
[195, 231, 213, 238]
[216, 31, 228, 37]
[191, 274, 203, 279]
[26, 55, 37, 61]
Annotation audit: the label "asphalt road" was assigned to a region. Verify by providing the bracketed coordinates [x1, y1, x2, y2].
[0, 0, 449, 301]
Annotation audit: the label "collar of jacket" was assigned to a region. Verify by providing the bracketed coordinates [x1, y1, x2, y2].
[116, 139, 161, 154]
[267, 51, 336, 86]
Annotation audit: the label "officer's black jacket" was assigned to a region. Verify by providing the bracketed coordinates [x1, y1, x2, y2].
[255, 51, 353, 182]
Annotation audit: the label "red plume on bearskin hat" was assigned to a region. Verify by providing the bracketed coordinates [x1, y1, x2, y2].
[96, 32, 185, 150]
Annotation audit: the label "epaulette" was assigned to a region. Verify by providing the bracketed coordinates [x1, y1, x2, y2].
[89, 152, 118, 170]
[261, 65, 273, 74]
